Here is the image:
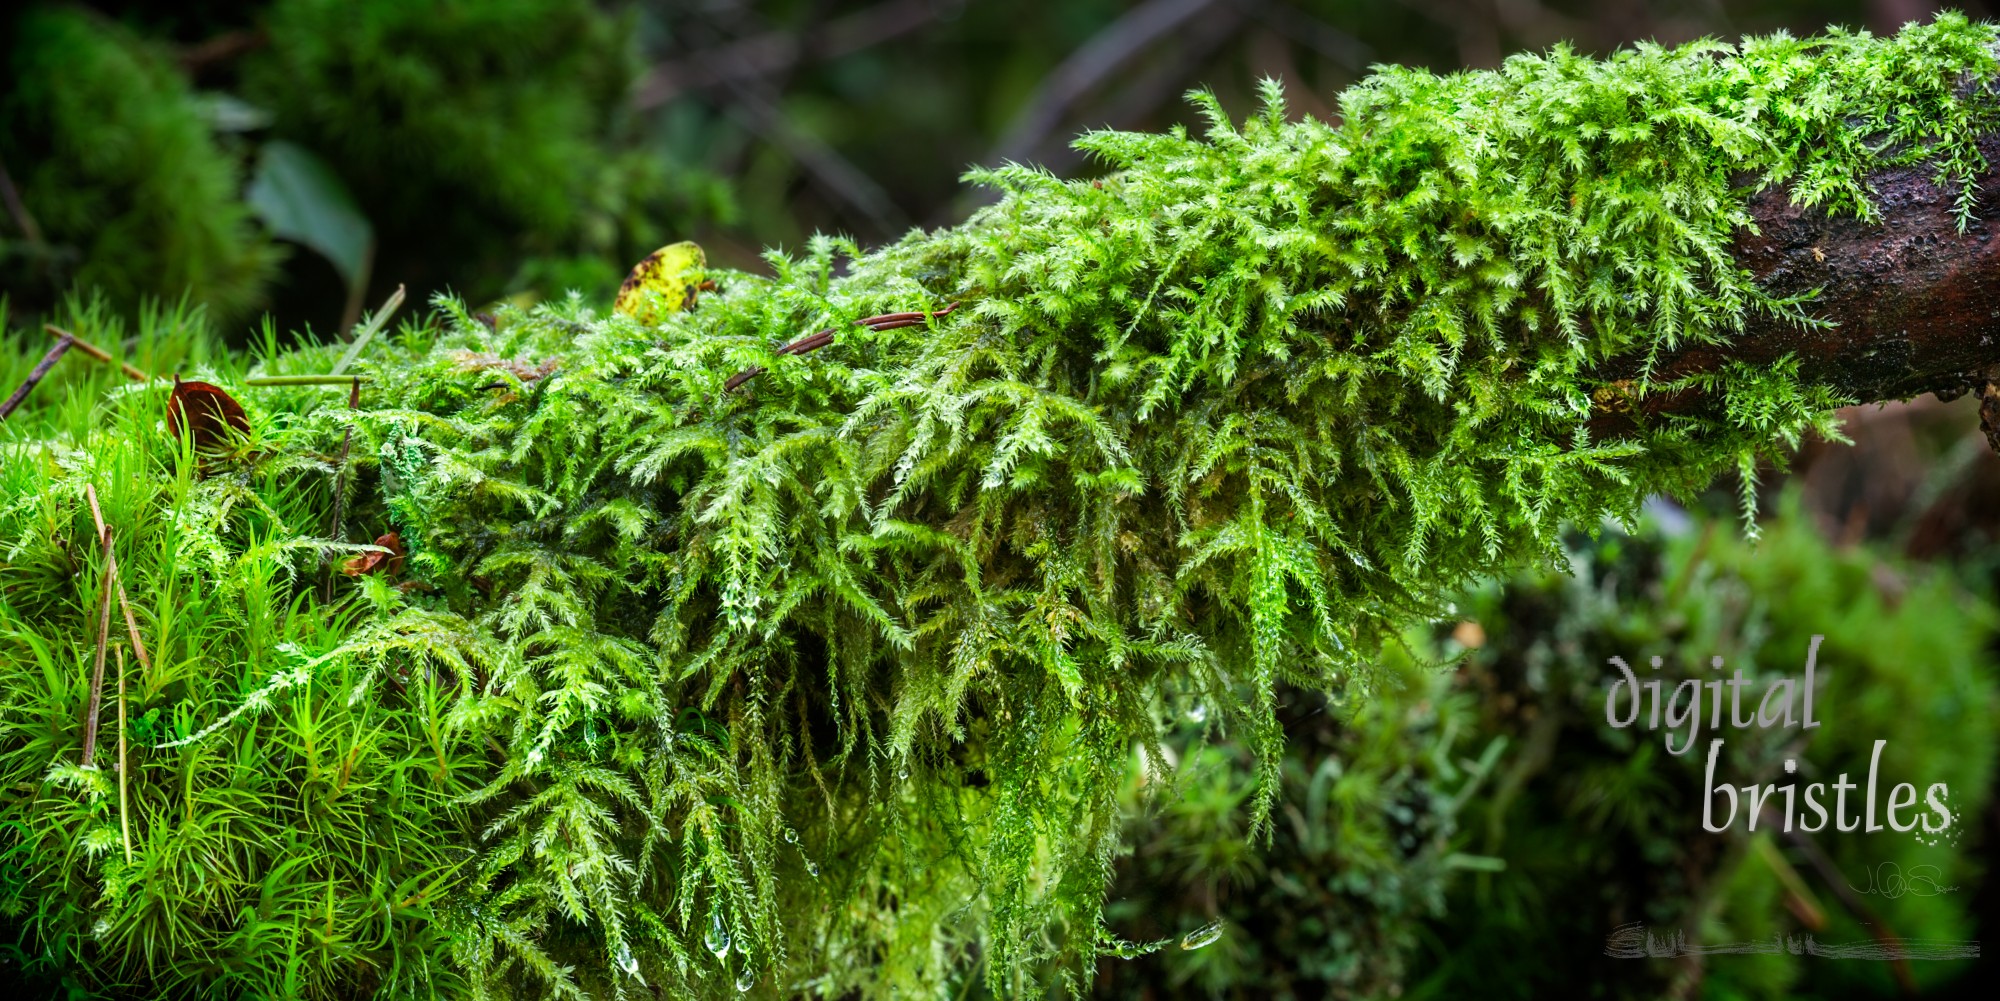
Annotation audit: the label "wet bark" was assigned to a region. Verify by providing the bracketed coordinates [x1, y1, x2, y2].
[1600, 134, 2000, 429]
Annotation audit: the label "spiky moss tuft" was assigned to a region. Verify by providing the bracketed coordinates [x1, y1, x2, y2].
[5, 15, 2000, 998]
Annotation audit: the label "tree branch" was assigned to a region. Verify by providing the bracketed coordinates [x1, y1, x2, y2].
[1601, 133, 2000, 426]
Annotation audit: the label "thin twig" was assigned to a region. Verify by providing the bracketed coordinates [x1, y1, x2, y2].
[719, 90, 911, 237]
[724, 303, 958, 393]
[1247, 3, 1373, 74]
[1764, 803, 1918, 996]
[80, 517, 115, 770]
[245, 374, 376, 387]
[86, 484, 151, 672]
[177, 27, 268, 74]
[46, 325, 151, 382]
[117, 646, 132, 865]
[1, 331, 75, 420]
[324, 378, 361, 603]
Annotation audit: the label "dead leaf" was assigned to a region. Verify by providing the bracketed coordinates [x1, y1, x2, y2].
[166, 376, 249, 449]
[613, 241, 706, 323]
[341, 531, 406, 577]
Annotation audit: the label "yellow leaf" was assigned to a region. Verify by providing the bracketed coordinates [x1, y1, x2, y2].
[614, 241, 707, 323]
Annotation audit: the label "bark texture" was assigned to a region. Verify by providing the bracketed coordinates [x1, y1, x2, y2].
[1619, 134, 2000, 415]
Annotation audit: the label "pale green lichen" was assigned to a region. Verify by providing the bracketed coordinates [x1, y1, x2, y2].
[6, 15, 2000, 999]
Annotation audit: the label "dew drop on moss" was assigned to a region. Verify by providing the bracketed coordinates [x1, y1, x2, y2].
[1180, 920, 1224, 950]
[705, 913, 731, 959]
[736, 969, 756, 992]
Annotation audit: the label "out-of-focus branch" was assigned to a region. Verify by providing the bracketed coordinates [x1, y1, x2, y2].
[0, 154, 45, 250]
[177, 28, 269, 75]
[717, 87, 912, 237]
[1018, 4, 1253, 178]
[1249, 3, 1374, 75]
[632, 0, 938, 110]
[987, 0, 1229, 169]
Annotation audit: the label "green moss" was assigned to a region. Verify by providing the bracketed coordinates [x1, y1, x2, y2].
[5, 16, 2000, 999]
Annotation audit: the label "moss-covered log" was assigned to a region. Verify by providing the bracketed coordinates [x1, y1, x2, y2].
[9, 15, 2000, 1001]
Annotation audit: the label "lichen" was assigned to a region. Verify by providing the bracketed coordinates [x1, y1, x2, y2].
[7, 15, 2000, 999]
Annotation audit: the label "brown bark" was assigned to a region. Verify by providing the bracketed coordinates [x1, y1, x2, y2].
[1607, 134, 2000, 421]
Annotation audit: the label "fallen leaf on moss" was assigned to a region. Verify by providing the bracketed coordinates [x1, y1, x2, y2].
[342, 531, 406, 577]
[166, 376, 248, 449]
[613, 241, 706, 323]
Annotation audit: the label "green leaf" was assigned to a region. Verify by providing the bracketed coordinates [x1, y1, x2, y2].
[247, 140, 374, 295]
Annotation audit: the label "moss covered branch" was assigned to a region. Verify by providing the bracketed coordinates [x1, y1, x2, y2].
[10, 15, 2000, 1001]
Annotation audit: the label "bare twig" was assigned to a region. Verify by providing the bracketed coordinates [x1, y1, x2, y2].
[1762, 803, 1918, 996]
[178, 27, 269, 74]
[46, 325, 152, 382]
[1040, 6, 1252, 171]
[1776, 808, 1912, 996]
[1248, 3, 1374, 74]
[724, 303, 958, 393]
[80, 510, 115, 770]
[85, 483, 151, 673]
[324, 378, 361, 603]
[245, 374, 377, 387]
[117, 646, 132, 865]
[631, 0, 938, 109]
[1, 331, 75, 420]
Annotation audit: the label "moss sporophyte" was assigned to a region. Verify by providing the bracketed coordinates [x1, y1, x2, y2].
[5, 15, 2000, 999]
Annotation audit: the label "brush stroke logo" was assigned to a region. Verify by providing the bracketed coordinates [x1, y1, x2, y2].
[1604, 923, 1979, 961]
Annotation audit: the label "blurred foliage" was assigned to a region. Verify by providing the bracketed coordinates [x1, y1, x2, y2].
[1099, 504, 1997, 1000]
[0, 6, 279, 327]
[1095, 667, 1500, 999]
[0, 0, 732, 336]
[1416, 504, 1996, 1000]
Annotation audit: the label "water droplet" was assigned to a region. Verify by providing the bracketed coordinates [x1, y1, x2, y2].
[805, 861, 819, 877]
[615, 942, 639, 976]
[1186, 704, 1207, 724]
[705, 913, 731, 960]
[1180, 920, 1224, 950]
[736, 970, 756, 992]
[783, 828, 798, 845]
[898, 767, 910, 780]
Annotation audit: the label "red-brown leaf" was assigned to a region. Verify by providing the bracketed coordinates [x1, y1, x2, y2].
[166, 376, 249, 449]
[341, 531, 406, 577]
